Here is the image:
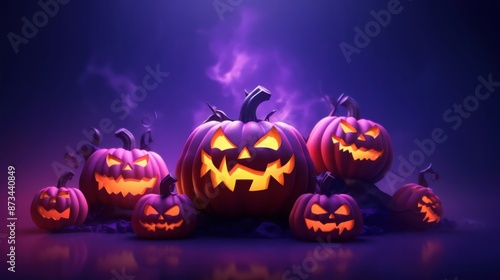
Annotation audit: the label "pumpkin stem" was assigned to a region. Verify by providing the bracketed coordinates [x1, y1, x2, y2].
[115, 128, 135, 150]
[160, 174, 178, 197]
[264, 110, 276, 121]
[239, 85, 271, 123]
[329, 94, 361, 119]
[418, 164, 439, 187]
[89, 127, 103, 146]
[140, 129, 153, 150]
[57, 171, 74, 188]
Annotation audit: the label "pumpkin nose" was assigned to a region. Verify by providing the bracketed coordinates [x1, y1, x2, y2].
[357, 134, 366, 141]
[238, 147, 251, 159]
[329, 214, 335, 219]
[50, 198, 56, 203]
[123, 164, 133, 171]
[158, 215, 164, 220]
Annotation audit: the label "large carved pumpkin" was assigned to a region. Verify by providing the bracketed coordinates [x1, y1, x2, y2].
[80, 128, 169, 209]
[392, 164, 443, 230]
[31, 172, 88, 231]
[306, 94, 393, 182]
[176, 86, 316, 217]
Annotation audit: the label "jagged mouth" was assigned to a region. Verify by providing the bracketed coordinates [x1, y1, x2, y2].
[200, 150, 295, 192]
[139, 220, 184, 232]
[94, 173, 157, 196]
[38, 206, 70, 220]
[332, 136, 383, 161]
[304, 218, 355, 234]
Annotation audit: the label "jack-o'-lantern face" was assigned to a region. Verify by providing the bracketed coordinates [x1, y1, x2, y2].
[37, 189, 71, 220]
[80, 128, 169, 210]
[289, 193, 363, 241]
[139, 204, 184, 232]
[94, 153, 158, 197]
[305, 203, 354, 234]
[417, 195, 441, 223]
[331, 120, 383, 161]
[200, 127, 295, 192]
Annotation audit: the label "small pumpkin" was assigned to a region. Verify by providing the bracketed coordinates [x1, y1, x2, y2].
[392, 164, 443, 230]
[80, 128, 169, 209]
[31, 171, 88, 231]
[132, 175, 197, 239]
[289, 183, 363, 241]
[176, 86, 316, 217]
[306, 94, 393, 182]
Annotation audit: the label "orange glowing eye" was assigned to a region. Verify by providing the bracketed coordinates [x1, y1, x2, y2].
[165, 205, 180, 216]
[144, 204, 159, 216]
[58, 191, 70, 198]
[40, 192, 50, 199]
[211, 128, 237, 151]
[254, 127, 281, 150]
[334, 204, 350, 215]
[340, 120, 357, 133]
[106, 155, 123, 167]
[421, 196, 433, 204]
[311, 203, 328, 215]
[133, 155, 149, 167]
[364, 126, 380, 138]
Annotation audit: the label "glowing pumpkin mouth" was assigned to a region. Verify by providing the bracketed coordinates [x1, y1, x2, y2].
[304, 218, 354, 234]
[37, 206, 70, 220]
[418, 203, 440, 223]
[139, 220, 184, 232]
[94, 173, 157, 196]
[200, 150, 295, 192]
[331, 136, 383, 161]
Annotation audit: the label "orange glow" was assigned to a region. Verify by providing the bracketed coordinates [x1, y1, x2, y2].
[37, 206, 70, 220]
[106, 155, 123, 167]
[331, 135, 383, 161]
[140, 220, 184, 232]
[211, 128, 237, 151]
[94, 173, 157, 196]
[304, 218, 354, 234]
[254, 127, 281, 150]
[340, 120, 357, 133]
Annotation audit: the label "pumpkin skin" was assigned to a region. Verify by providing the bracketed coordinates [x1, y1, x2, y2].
[392, 165, 443, 230]
[132, 175, 197, 239]
[307, 95, 393, 183]
[176, 86, 316, 217]
[80, 129, 169, 209]
[289, 193, 363, 242]
[31, 172, 88, 231]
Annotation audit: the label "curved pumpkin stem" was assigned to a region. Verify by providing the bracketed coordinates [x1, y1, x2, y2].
[238, 85, 271, 123]
[264, 110, 276, 121]
[140, 129, 153, 151]
[57, 171, 74, 188]
[338, 94, 361, 119]
[115, 128, 135, 150]
[160, 174, 178, 197]
[418, 163, 439, 187]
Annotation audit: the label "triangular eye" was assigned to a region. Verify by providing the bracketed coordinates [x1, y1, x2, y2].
[311, 203, 328, 215]
[165, 205, 180, 216]
[254, 127, 281, 150]
[340, 120, 357, 133]
[133, 155, 149, 167]
[144, 204, 159, 216]
[334, 204, 350, 215]
[40, 192, 50, 199]
[106, 155, 123, 167]
[421, 196, 433, 204]
[364, 126, 380, 138]
[211, 128, 237, 151]
[58, 191, 70, 198]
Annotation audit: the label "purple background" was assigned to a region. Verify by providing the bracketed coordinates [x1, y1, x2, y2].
[1, 0, 500, 279]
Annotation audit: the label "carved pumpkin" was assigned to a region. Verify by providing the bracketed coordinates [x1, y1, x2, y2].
[307, 94, 393, 182]
[80, 128, 169, 209]
[176, 86, 316, 217]
[392, 164, 443, 230]
[132, 175, 197, 239]
[30, 172, 88, 231]
[289, 187, 363, 241]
